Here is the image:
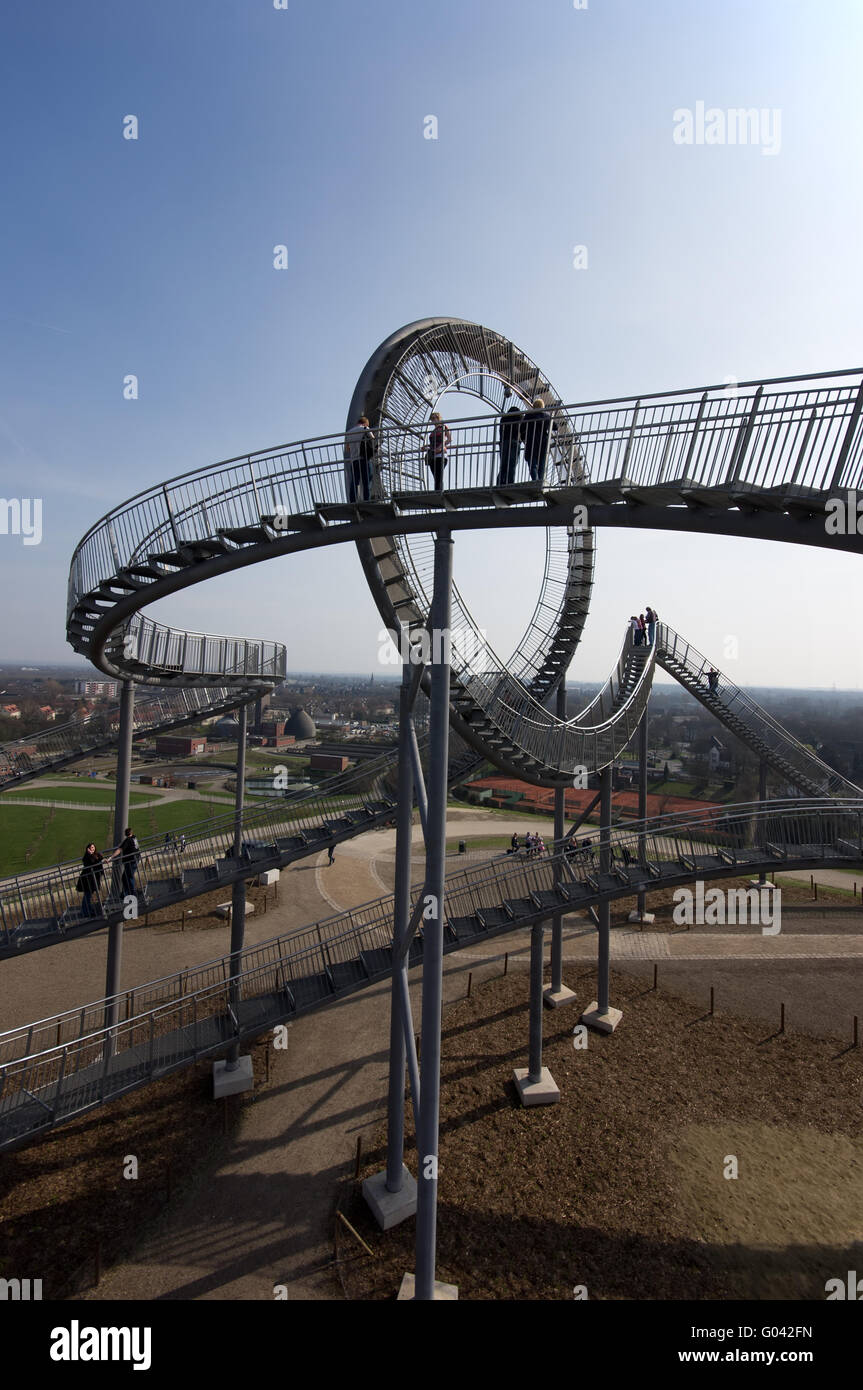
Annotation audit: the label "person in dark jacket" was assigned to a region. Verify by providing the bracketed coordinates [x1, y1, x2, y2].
[116, 827, 140, 897]
[520, 398, 554, 484]
[497, 397, 523, 485]
[79, 842, 105, 918]
[344, 416, 376, 502]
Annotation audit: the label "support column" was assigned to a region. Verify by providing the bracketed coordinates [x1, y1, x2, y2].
[581, 763, 622, 1034]
[364, 661, 419, 1230]
[104, 680, 135, 1042]
[628, 704, 655, 925]
[546, 678, 576, 1008]
[214, 701, 253, 1096]
[514, 919, 560, 1106]
[750, 758, 773, 891]
[409, 531, 458, 1303]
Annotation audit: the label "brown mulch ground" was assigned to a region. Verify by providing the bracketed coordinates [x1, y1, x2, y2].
[338, 967, 863, 1301]
[0, 1033, 272, 1299]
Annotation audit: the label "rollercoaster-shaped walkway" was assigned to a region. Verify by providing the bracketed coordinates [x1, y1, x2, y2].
[3, 317, 863, 1174]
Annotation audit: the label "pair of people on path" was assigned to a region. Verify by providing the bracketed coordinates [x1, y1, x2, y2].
[77, 827, 140, 917]
[497, 396, 555, 486]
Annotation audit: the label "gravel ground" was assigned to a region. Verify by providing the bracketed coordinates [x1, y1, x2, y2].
[339, 965, 863, 1301]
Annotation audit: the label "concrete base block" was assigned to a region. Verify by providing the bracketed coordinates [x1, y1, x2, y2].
[362, 1166, 417, 1231]
[627, 910, 655, 924]
[580, 1001, 623, 1034]
[543, 984, 578, 1009]
[748, 879, 776, 890]
[212, 1054, 254, 1097]
[513, 1066, 560, 1106]
[398, 1273, 459, 1301]
[215, 900, 255, 919]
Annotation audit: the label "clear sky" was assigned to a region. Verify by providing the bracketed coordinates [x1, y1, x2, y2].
[1, 0, 861, 689]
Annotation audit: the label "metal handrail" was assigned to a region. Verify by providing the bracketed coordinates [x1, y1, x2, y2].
[656, 623, 859, 798]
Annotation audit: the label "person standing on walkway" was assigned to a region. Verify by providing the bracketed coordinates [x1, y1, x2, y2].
[344, 415, 376, 502]
[497, 396, 522, 485]
[116, 826, 140, 897]
[78, 842, 105, 918]
[645, 605, 657, 649]
[520, 398, 554, 484]
[426, 412, 451, 491]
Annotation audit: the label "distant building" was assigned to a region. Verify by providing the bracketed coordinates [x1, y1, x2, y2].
[310, 753, 349, 773]
[2, 704, 21, 719]
[38, 705, 56, 721]
[284, 707, 316, 740]
[74, 679, 119, 698]
[708, 736, 730, 773]
[154, 735, 207, 757]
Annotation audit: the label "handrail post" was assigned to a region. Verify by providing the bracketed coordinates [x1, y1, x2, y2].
[829, 378, 863, 491]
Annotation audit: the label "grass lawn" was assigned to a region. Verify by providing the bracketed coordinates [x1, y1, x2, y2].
[0, 804, 115, 877]
[0, 799, 235, 876]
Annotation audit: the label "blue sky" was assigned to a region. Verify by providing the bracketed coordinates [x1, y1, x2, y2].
[1, 0, 861, 687]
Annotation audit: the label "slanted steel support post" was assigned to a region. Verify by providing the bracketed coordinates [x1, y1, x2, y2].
[226, 702, 248, 1069]
[414, 531, 453, 1301]
[408, 720, 429, 838]
[104, 679, 135, 1046]
[385, 661, 415, 1192]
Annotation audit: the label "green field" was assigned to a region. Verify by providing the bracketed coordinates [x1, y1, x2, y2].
[0, 798, 235, 877]
[4, 785, 160, 806]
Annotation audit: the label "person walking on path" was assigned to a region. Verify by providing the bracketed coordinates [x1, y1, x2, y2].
[77, 842, 106, 918]
[520, 397, 554, 484]
[344, 415, 377, 503]
[497, 396, 523, 485]
[426, 412, 451, 491]
[116, 826, 140, 897]
[327, 845, 335, 866]
[707, 668, 719, 694]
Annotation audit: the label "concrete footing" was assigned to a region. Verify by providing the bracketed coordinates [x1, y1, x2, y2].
[213, 1054, 254, 1097]
[748, 879, 776, 890]
[627, 910, 655, 924]
[543, 984, 578, 1009]
[579, 1001, 623, 1034]
[513, 1066, 560, 1106]
[398, 1273, 458, 1300]
[363, 1166, 418, 1231]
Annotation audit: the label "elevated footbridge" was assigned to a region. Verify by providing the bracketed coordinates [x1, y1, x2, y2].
[3, 317, 863, 1175]
[1, 796, 861, 1152]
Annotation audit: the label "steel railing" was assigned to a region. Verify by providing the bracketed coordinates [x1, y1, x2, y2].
[656, 623, 860, 798]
